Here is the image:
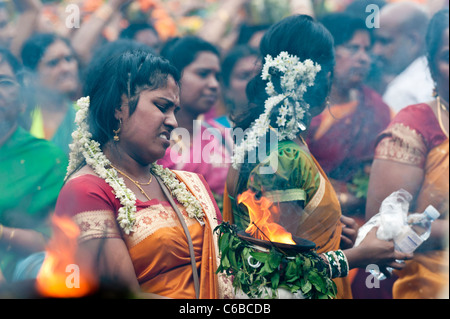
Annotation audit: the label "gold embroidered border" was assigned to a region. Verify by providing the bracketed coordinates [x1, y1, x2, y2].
[173, 170, 234, 299]
[375, 123, 427, 167]
[264, 189, 306, 203]
[304, 172, 325, 214]
[124, 202, 197, 249]
[72, 210, 121, 243]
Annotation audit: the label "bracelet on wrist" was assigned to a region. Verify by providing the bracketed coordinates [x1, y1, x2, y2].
[322, 250, 349, 279]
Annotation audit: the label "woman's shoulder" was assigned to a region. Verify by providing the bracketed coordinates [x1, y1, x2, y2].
[274, 140, 316, 166]
[251, 139, 320, 181]
[389, 103, 446, 148]
[59, 170, 118, 207]
[56, 171, 120, 218]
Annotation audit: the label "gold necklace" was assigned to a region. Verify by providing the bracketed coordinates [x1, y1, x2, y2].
[110, 164, 153, 201]
[437, 96, 449, 138]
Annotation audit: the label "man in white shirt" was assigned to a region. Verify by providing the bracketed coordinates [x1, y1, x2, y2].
[373, 2, 433, 113]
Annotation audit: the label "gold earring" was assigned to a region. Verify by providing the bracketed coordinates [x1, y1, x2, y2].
[113, 119, 122, 142]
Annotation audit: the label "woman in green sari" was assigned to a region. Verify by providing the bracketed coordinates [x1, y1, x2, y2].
[223, 15, 411, 299]
[0, 48, 67, 285]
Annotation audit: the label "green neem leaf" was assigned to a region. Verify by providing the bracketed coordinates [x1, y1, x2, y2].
[300, 278, 312, 294]
[250, 251, 269, 263]
[284, 262, 297, 279]
[219, 232, 230, 253]
[268, 250, 282, 269]
[271, 271, 280, 290]
[221, 254, 230, 268]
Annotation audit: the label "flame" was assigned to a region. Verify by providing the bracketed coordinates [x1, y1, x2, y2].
[238, 190, 296, 245]
[36, 215, 96, 298]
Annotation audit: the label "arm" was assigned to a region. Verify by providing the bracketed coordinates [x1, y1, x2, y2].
[77, 237, 141, 295]
[70, 0, 130, 66]
[78, 237, 170, 298]
[0, 224, 47, 255]
[366, 158, 448, 252]
[366, 158, 424, 220]
[9, 0, 42, 57]
[196, 0, 247, 48]
[343, 227, 412, 272]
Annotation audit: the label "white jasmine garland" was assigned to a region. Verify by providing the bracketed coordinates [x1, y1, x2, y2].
[231, 52, 321, 169]
[67, 97, 205, 234]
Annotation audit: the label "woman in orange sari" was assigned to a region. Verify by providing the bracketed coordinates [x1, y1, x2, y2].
[224, 15, 411, 299]
[366, 9, 449, 299]
[52, 49, 232, 299]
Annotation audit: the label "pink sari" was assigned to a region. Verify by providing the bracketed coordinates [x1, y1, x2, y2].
[158, 119, 232, 196]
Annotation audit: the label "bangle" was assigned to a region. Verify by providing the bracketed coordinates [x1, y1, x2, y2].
[322, 250, 349, 278]
[6, 229, 15, 252]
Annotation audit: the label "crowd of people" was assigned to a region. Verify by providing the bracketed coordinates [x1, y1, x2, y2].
[0, 0, 448, 299]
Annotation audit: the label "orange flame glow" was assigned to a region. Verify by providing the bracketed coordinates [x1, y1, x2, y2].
[238, 190, 296, 245]
[36, 215, 96, 298]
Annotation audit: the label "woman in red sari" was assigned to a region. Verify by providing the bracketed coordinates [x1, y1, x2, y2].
[52, 49, 232, 298]
[306, 13, 392, 218]
[366, 9, 449, 299]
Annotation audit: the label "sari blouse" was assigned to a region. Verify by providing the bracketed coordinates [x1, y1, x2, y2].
[374, 103, 449, 299]
[55, 171, 232, 299]
[224, 140, 352, 298]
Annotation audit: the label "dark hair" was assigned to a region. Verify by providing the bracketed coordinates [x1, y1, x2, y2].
[160, 35, 220, 74]
[82, 39, 156, 84]
[236, 24, 271, 45]
[83, 49, 180, 146]
[21, 33, 74, 71]
[320, 12, 371, 47]
[0, 47, 24, 85]
[234, 14, 335, 131]
[426, 8, 449, 78]
[119, 22, 159, 40]
[222, 45, 259, 88]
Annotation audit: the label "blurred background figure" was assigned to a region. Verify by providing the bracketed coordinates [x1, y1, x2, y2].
[119, 21, 163, 54]
[0, 0, 41, 57]
[20, 33, 80, 155]
[372, 1, 433, 113]
[158, 35, 232, 210]
[0, 47, 67, 285]
[217, 44, 260, 128]
[306, 13, 391, 219]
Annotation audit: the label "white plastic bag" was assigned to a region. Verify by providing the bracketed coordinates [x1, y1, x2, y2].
[355, 189, 413, 247]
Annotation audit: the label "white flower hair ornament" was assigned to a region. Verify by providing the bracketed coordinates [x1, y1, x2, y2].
[67, 97, 205, 234]
[231, 51, 321, 169]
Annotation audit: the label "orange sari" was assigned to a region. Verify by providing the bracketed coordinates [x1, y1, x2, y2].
[55, 171, 233, 299]
[375, 103, 449, 299]
[223, 140, 352, 299]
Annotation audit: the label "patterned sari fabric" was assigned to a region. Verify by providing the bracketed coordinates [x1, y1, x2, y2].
[374, 103, 449, 299]
[306, 86, 392, 182]
[0, 127, 68, 280]
[55, 170, 232, 299]
[223, 140, 352, 299]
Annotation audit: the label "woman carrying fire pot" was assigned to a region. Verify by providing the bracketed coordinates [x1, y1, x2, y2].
[223, 14, 412, 299]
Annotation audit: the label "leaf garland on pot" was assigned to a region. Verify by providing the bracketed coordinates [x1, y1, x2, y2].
[214, 222, 337, 299]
